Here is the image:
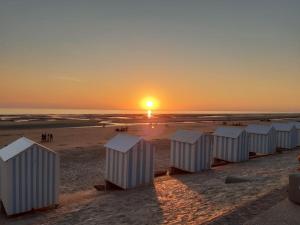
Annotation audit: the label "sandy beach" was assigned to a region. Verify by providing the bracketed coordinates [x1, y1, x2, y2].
[2, 0, 300, 223]
[0, 114, 300, 224]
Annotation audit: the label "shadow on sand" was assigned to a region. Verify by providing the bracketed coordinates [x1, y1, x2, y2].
[0, 184, 165, 225]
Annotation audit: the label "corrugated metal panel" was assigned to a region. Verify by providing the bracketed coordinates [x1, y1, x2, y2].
[247, 128, 277, 154]
[170, 134, 212, 172]
[0, 144, 59, 216]
[213, 131, 249, 162]
[275, 127, 297, 149]
[297, 130, 300, 146]
[105, 139, 154, 189]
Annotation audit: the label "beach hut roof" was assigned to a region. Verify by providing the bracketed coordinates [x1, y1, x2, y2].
[289, 122, 300, 129]
[171, 130, 203, 144]
[272, 123, 295, 131]
[0, 137, 35, 162]
[214, 126, 244, 138]
[105, 134, 142, 153]
[245, 124, 273, 134]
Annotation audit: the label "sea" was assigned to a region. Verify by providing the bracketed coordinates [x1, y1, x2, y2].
[0, 108, 295, 115]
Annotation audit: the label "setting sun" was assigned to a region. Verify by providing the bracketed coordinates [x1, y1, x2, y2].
[146, 101, 153, 108]
[140, 97, 159, 119]
[140, 97, 159, 110]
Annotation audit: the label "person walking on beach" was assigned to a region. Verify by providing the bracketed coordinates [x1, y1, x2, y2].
[50, 133, 53, 142]
[42, 133, 46, 142]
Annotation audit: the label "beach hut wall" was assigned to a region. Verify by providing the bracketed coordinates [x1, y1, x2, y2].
[272, 123, 298, 149]
[245, 124, 277, 154]
[170, 130, 212, 172]
[289, 122, 300, 146]
[213, 127, 249, 162]
[0, 137, 59, 216]
[105, 134, 154, 189]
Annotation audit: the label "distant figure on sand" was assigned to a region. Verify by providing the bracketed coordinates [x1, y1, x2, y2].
[115, 127, 128, 132]
[41, 133, 53, 142]
[41, 133, 47, 142]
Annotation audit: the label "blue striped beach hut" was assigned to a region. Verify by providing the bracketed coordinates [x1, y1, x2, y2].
[170, 130, 212, 173]
[272, 123, 297, 149]
[0, 137, 59, 216]
[104, 134, 155, 189]
[289, 122, 300, 146]
[213, 127, 249, 162]
[245, 124, 277, 154]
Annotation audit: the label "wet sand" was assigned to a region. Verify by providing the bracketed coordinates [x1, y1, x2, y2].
[0, 115, 300, 224]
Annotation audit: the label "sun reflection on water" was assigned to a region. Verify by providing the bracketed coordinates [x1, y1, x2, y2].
[147, 109, 152, 119]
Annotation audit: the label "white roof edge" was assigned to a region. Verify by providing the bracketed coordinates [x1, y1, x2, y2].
[213, 126, 245, 138]
[272, 123, 295, 131]
[288, 122, 300, 129]
[105, 133, 143, 153]
[245, 124, 273, 134]
[170, 130, 203, 144]
[0, 137, 56, 162]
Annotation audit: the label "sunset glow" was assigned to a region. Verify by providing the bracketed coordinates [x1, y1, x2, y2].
[146, 101, 153, 108]
[140, 97, 159, 110]
[142, 97, 157, 118]
[147, 109, 152, 119]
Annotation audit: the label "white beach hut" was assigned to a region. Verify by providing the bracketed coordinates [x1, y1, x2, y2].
[272, 123, 297, 149]
[245, 124, 277, 154]
[0, 137, 59, 216]
[213, 127, 249, 162]
[104, 134, 155, 189]
[170, 130, 212, 173]
[289, 122, 300, 146]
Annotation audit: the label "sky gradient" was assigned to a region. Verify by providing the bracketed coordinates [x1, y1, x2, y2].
[1, 0, 300, 111]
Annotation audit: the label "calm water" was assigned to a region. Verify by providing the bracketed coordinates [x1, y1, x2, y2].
[0, 108, 297, 115]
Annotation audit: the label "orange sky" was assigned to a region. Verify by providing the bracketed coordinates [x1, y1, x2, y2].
[1, 65, 299, 112]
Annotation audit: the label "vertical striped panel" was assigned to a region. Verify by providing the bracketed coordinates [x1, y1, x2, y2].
[14, 157, 20, 214]
[247, 132, 276, 154]
[31, 147, 36, 209]
[170, 134, 212, 173]
[170, 141, 174, 165]
[131, 145, 137, 187]
[276, 131, 295, 149]
[213, 132, 248, 162]
[144, 144, 150, 187]
[26, 150, 32, 211]
[21, 152, 26, 212]
[297, 129, 300, 146]
[1, 145, 59, 216]
[104, 148, 109, 180]
[291, 128, 297, 148]
[190, 144, 196, 171]
[123, 153, 128, 189]
[105, 140, 154, 189]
